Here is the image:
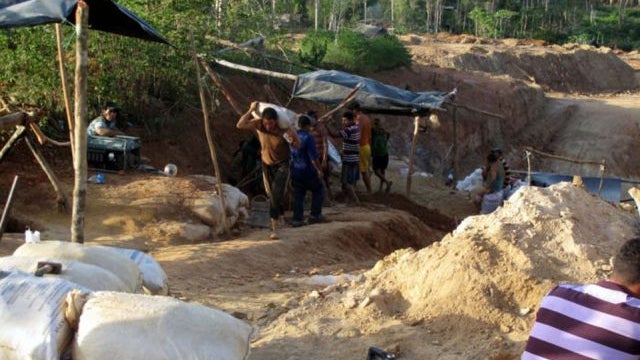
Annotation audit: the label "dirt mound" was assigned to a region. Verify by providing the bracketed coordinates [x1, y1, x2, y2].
[401, 33, 639, 94]
[255, 183, 637, 358]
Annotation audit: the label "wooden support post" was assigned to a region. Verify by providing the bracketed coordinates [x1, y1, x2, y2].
[71, 1, 89, 243]
[526, 150, 532, 186]
[55, 23, 75, 159]
[191, 33, 230, 236]
[0, 125, 27, 163]
[24, 134, 69, 211]
[200, 60, 243, 116]
[406, 115, 421, 196]
[452, 107, 458, 181]
[0, 175, 19, 242]
[598, 160, 606, 195]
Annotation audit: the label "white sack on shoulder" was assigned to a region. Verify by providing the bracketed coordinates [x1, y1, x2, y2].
[13, 241, 142, 293]
[0, 271, 90, 360]
[0, 256, 129, 292]
[251, 102, 297, 129]
[71, 291, 255, 360]
[99, 247, 169, 295]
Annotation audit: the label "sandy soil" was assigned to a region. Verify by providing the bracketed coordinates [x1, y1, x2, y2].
[2, 33, 640, 359]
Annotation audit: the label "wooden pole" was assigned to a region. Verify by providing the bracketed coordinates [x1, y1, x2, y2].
[71, 1, 89, 243]
[0, 125, 26, 163]
[213, 59, 298, 80]
[24, 134, 69, 211]
[452, 107, 458, 181]
[55, 23, 75, 159]
[200, 60, 243, 116]
[0, 175, 18, 242]
[406, 115, 421, 196]
[191, 33, 230, 236]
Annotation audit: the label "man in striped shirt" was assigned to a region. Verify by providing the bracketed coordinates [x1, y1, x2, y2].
[328, 111, 360, 204]
[523, 237, 640, 359]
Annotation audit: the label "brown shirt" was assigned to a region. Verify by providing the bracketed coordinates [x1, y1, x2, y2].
[248, 119, 290, 166]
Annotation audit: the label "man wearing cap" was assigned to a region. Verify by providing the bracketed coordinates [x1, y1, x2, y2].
[87, 102, 125, 137]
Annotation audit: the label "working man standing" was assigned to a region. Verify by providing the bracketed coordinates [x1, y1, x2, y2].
[347, 101, 372, 194]
[237, 101, 299, 240]
[289, 114, 324, 227]
[87, 102, 125, 137]
[523, 237, 640, 359]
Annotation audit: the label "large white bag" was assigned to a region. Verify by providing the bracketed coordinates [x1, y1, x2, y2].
[68, 291, 255, 360]
[0, 256, 129, 292]
[251, 102, 297, 129]
[13, 241, 142, 293]
[0, 271, 89, 360]
[100, 247, 169, 295]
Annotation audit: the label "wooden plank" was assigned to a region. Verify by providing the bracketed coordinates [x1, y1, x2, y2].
[0, 176, 19, 242]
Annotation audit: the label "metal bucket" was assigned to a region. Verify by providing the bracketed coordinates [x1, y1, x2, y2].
[247, 195, 270, 228]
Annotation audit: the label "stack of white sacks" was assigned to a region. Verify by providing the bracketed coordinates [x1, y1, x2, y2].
[0, 239, 254, 360]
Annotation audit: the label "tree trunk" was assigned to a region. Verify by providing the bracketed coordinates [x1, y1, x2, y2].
[71, 1, 89, 244]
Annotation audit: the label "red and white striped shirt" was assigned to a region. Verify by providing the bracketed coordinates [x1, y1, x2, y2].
[523, 281, 640, 360]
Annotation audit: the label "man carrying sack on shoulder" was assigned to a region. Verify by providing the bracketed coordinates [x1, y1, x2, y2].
[237, 101, 299, 240]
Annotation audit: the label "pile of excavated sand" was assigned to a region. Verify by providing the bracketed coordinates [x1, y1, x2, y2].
[357, 182, 637, 329]
[260, 182, 637, 342]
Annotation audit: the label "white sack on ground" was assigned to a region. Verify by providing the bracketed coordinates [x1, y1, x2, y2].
[456, 168, 484, 192]
[187, 180, 250, 235]
[100, 247, 169, 295]
[0, 271, 89, 360]
[251, 102, 297, 129]
[70, 291, 254, 360]
[0, 256, 129, 292]
[13, 241, 142, 293]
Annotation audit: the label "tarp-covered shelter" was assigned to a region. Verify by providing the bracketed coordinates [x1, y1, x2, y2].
[292, 70, 453, 116]
[0, 0, 169, 44]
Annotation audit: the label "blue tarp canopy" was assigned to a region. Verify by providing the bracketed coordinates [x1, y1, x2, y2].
[292, 70, 453, 116]
[0, 0, 169, 44]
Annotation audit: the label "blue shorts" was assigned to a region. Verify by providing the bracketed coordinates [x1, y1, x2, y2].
[341, 163, 359, 186]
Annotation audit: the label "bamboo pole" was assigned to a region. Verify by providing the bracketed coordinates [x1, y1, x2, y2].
[55, 23, 75, 159]
[406, 115, 421, 196]
[24, 134, 69, 211]
[71, 1, 89, 243]
[191, 33, 230, 236]
[213, 59, 298, 80]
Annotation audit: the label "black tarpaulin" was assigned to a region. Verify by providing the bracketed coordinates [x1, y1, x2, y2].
[0, 0, 169, 44]
[292, 70, 453, 116]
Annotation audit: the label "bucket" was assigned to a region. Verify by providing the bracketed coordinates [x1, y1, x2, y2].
[246, 195, 270, 228]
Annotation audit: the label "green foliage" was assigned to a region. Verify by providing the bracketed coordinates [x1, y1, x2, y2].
[5, 0, 640, 137]
[300, 29, 410, 73]
[298, 31, 333, 66]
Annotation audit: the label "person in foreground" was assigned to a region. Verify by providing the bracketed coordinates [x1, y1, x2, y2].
[522, 237, 640, 359]
[87, 102, 125, 137]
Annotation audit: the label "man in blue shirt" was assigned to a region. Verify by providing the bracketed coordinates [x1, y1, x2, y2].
[290, 114, 324, 227]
